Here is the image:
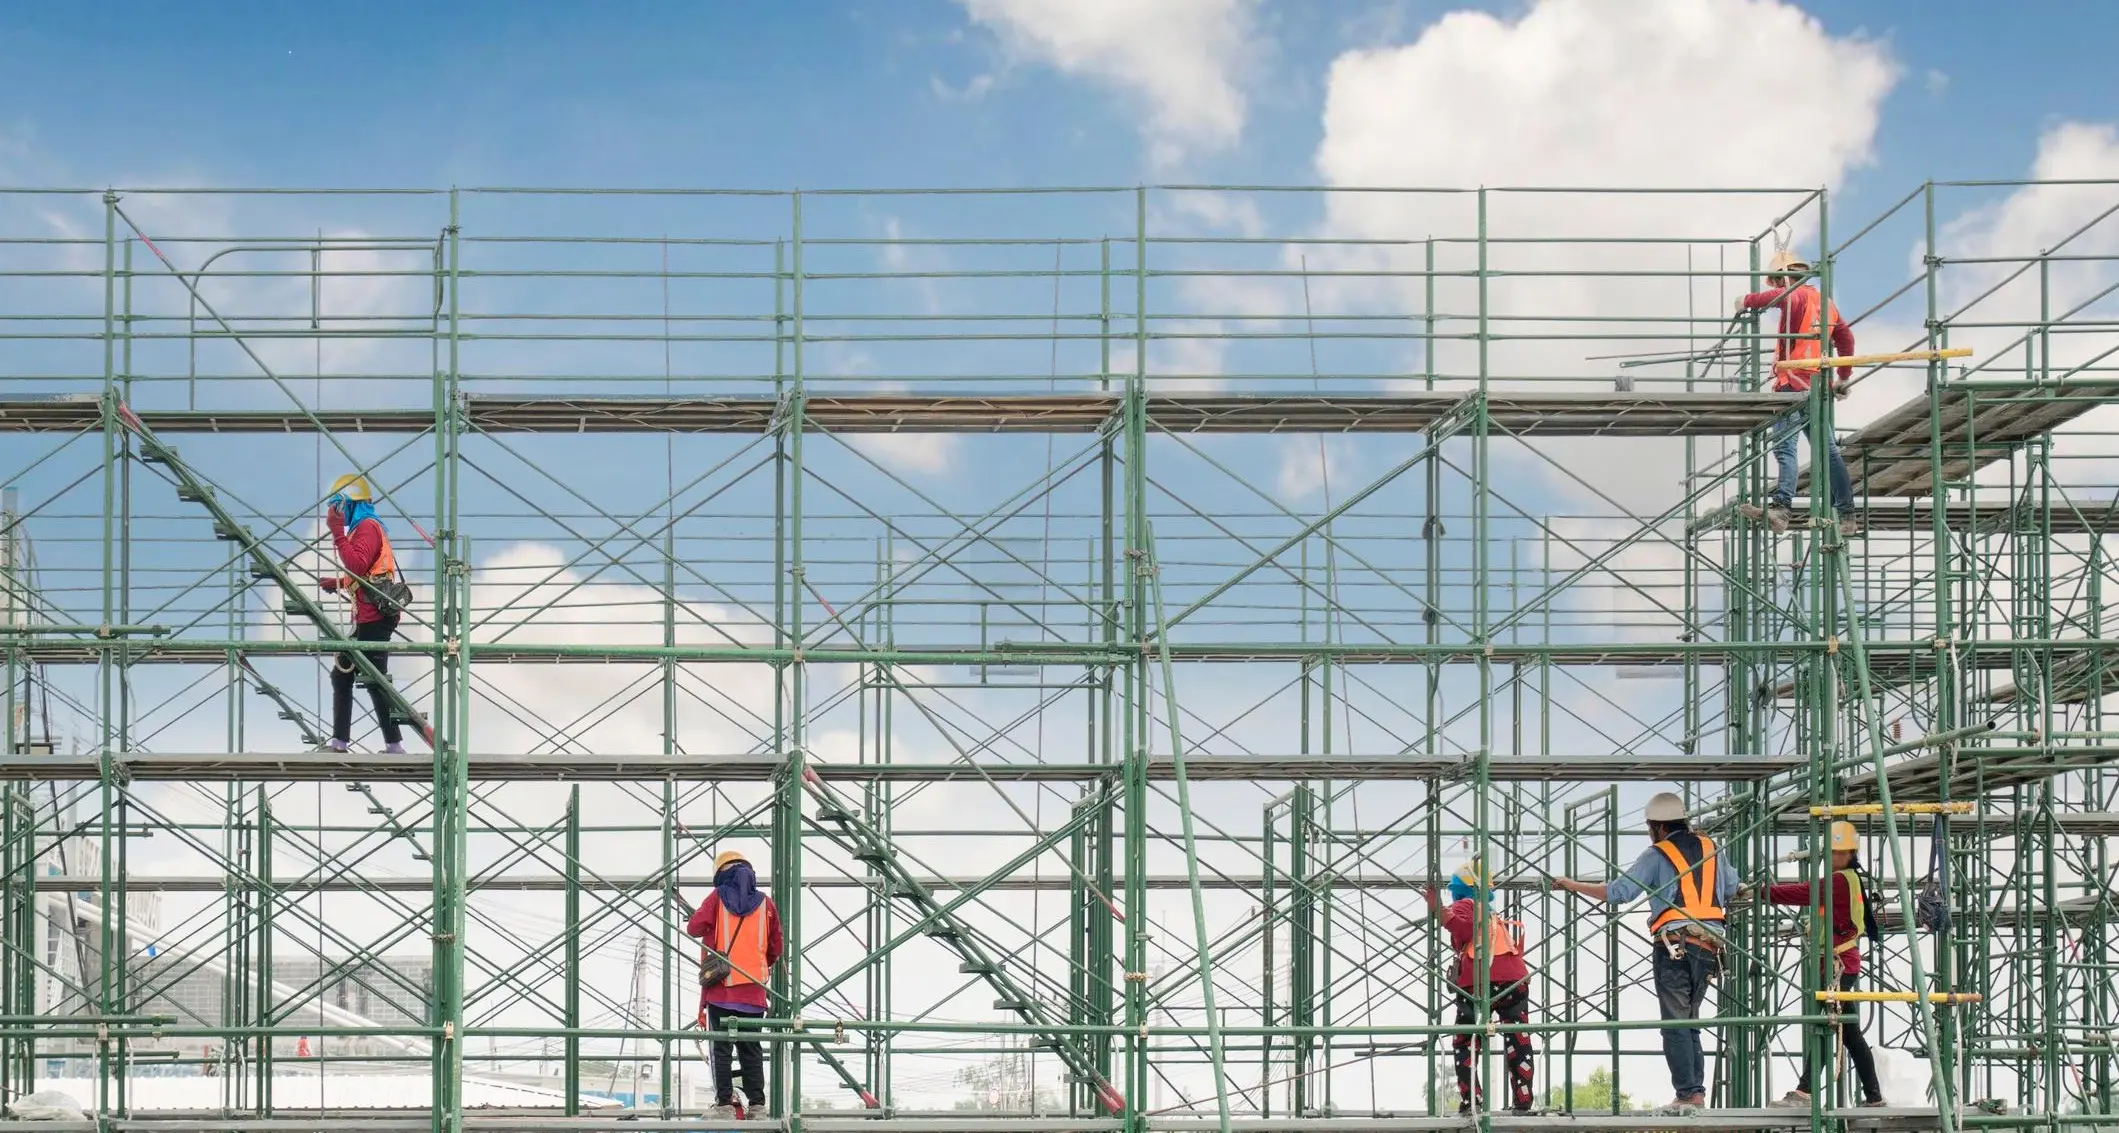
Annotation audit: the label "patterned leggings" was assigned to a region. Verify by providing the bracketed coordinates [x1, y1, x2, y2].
[1453, 983, 1534, 1110]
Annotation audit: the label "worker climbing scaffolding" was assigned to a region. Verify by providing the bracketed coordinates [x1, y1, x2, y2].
[1762, 820, 1889, 1109]
[1735, 249, 1860, 536]
[317, 473, 413, 754]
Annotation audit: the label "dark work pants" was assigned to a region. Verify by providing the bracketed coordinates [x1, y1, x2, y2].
[707, 1003, 766, 1107]
[1798, 969, 1883, 1103]
[1651, 938, 1720, 1100]
[332, 615, 402, 744]
[1451, 982, 1534, 1110]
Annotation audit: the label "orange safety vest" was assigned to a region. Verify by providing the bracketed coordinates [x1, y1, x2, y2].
[1822, 867, 1867, 956]
[337, 518, 398, 592]
[1456, 911, 1525, 961]
[1775, 284, 1843, 392]
[1647, 833, 1727, 934]
[712, 902, 771, 988]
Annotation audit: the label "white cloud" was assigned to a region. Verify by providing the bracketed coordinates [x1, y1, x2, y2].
[1309, 0, 1897, 515]
[1273, 435, 1357, 502]
[1925, 68, 1950, 96]
[957, 0, 1260, 163]
[1924, 122, 2119, 488]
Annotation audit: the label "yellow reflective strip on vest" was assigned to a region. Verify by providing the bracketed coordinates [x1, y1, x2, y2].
[1831, 868, 1865, 955]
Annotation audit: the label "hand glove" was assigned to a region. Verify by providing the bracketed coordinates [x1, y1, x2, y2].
[326, 505, 346, 538]
[321, 576, 341, 594]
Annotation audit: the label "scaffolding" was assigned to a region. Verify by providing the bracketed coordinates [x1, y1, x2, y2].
[1, 181, 2117, 1132]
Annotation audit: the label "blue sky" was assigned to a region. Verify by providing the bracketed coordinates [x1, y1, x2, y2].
[2, 0, 2113, 192]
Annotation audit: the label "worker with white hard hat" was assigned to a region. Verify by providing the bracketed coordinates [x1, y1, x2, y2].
[1733, 249, 1861, 537]
[1553, 791, 1737, 1114]
[1760, 820, 1887, 1109]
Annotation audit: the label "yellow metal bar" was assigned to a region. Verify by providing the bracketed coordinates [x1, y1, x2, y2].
[1774, 346, 1973, 372]
[1817, 991, 1984, 1005]
[1809, 802, 1977, 817]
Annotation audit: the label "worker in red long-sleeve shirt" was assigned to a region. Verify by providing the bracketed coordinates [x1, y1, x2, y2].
[1734, 250, 1860, 537]
[318, 474, 405, 754]
[1424, 859, 1534, 1115]
[1762, 821, 1886, 1109]
[686, 850, 784, 1119]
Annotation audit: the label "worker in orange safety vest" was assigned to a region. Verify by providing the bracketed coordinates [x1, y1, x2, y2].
[1734, 250, 1860, 537]
[1424, 859, 1534, 1115]
[686, 850, 783, 1120]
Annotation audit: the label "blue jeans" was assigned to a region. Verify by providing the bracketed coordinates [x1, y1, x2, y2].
[1652, 940, 1720, 1099]
[1770, 407, 1852, 513]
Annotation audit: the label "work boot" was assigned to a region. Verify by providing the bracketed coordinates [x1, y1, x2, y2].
[1838, 516, 1863, 537]
[1770, 1089, 1812, 1108]
[383, 742, 407, 755]
[1737, 502, 1793, 533]
[1860, 1098, 1889, 1108]
[705, 1103, 742, 1122]
[316, 738, 350, 754]
[1659, 1093, 1704, 1115]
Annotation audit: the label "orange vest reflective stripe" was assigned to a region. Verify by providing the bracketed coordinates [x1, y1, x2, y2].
[1456, 912, 1524, 961]
[1824, 867, 1866, 956]
[1776, 284, 1843, 392]
[1647, 833, 1726, 934]
[713, 902, 771, 988]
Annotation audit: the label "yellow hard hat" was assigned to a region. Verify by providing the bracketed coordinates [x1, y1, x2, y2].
[713, 850, 750, 874]
[1766, 249, 1812, 276]
[1452, 859, 1490, 889]
[1829, 820, 1859, 852]
[328, 474, 372, 502]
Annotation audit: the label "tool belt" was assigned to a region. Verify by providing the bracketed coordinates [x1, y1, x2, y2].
[1657, 925, 1723, 958]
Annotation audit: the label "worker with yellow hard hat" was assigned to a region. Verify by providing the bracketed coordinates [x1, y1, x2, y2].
[317, 473, 409, 754]
[684, 848, 781, 1120]
[1762, 820, 1886, 1109]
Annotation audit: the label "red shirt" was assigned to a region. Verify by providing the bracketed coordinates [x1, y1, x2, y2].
[1431, 895, 1529, 987]
[686, 891, 784, 1012]
[1740, 284, 1856, 384]
[1768, 873, 1863, 976]
[331, 517, 390, 624]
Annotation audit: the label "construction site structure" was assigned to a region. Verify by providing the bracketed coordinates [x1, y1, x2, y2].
[0, 180, 2116, 1132]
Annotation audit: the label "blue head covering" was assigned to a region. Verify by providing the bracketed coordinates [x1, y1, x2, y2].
[1448, 875, 1481, 903]
[716, 860, 764, 916]
[338, 498, 379, 531]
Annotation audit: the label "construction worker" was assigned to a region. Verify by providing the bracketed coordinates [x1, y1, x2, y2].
[1762, 821, 1886, 1109]
[685, 849, 784, 1120]
[1553, 791, 1737, 1114]
[319, 474, 405, 754]
[1424, 859, 1534, 1115]
[1734, 250, 1859, 536]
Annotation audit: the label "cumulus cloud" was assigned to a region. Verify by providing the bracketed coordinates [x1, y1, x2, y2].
[958, 0, 1261, 162]
[1309, 0, 1898, 514]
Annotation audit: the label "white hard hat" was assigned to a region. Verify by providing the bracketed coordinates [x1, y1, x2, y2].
[1645, 792, 1688, 823]
[1766, 249, 1812, 276]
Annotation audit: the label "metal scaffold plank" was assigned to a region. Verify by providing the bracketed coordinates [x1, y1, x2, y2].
[0, 391, 1804, 437]
[0, 751, 1803, 782]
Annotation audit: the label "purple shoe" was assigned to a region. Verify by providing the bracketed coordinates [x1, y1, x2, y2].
[317, 738, 350, 754]
[383, 742, 407, 755]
